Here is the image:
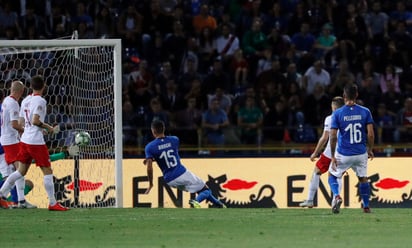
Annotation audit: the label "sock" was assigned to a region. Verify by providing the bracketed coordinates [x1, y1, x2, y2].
[328, 174, 340, 197]
[15, 176, 26, 202]
[196, 189, 223, 206]
[196, 189, 211, 203]
[307, 172, 320, 201]
[0, 171, 23, 198]
[44, 174, 57, 206]
[359, 182, 370, 208]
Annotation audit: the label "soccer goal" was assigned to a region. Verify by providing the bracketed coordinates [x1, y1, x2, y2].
[0, 39, 123, 208]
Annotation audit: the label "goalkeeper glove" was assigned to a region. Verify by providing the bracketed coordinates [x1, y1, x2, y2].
[67, 145, 80, 157]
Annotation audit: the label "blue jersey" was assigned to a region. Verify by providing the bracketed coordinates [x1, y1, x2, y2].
[144, 136, 186, 183]
[331, 104, 374, 156]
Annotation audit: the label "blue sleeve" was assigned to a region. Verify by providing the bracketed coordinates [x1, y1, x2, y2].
[330, 111, 338, 129]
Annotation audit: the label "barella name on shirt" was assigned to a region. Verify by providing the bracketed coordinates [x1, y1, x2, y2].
[343, 115, 362, 121]
[158, 143, 171, 150]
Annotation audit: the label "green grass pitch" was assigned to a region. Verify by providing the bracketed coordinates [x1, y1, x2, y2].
[1, 208, 412, 247]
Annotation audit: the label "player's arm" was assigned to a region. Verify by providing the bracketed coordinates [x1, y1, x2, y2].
[366, 123, 374, 160]
[143, 158, 154, 194]
[310, 130, 329, 161]
[32, 114, 59, 134]
[11, 118, 25, 134]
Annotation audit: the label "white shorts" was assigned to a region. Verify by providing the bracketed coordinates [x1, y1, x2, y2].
[0, 153, 14, 178]
[167, 170, 206, 193]
[328, 151, 368, 178]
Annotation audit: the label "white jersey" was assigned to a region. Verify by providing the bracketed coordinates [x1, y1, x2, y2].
[0, 96, 21, 145]
[20, 94, 47, 145]
[322, 115, 333, 158]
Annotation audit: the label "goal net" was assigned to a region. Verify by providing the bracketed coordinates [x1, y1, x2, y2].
[0, 39, 123, 208]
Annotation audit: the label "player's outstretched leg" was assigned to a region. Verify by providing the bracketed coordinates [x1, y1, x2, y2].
[195, 188, 226, 208]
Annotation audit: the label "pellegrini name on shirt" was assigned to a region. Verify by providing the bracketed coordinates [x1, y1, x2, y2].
[343, 115, 362, 121]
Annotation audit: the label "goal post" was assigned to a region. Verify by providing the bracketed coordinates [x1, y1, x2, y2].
[0, 39, 123, 208]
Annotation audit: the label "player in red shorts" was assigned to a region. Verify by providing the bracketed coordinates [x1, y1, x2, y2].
[0, 75, 68, 211]
[299, 96, 344, 208]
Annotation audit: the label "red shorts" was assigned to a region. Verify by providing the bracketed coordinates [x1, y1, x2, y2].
[17, 143, 51, 167]
[315, 153, 332, 174]
[3, 143, 21, 164]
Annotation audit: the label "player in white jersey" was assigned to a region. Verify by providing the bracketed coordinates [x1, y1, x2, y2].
[299, 96, 344, 208]
[0, 75, 68, 211]
[0, 81, 37, 208]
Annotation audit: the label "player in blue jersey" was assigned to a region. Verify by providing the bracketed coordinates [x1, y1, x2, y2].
[143, 119, 226, 208]
[328, 83, 374, 214]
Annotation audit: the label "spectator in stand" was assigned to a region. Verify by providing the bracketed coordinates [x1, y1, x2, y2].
[379, 64, 400, 94]
[154, 61, 176, 96]
[365, 1, 389, 49]
[390, 20, 412, 71]
[202, 58, 231, 98]
[94, 6, 116, 38]
[192, 4, 217, 35]
[174, 97, 203, 146]
[159, 79, 184, 114]
[163, 21, 187, 74]
[374, 103, 396, 143]
[288, 2, 311, 35]
[202, 97, 229, 147]
[180, 37, 199, 74]
[284, 62, 302, 87]
[207, 87, 232, 115]
[389, 1, 412, 34]
[127, 60, 153, 110]
[357, 76, 381, 114]
[337, 18, 367, 70]
[122, 100, 141, 146]
[70, 2, 94, 31]
[313, 23, 338, 68]
[230, 49, 249, 86]
[237, 96, 263, 145]
[379, 77, 404, 118]
[356, 59, 380, 89]
[184, 78, 204, 110]
[301, 60, 331, 96]
[46, 4, 70, 39]
[242, 18, 268, 79]
[0, 2, 21, 39]
[303, 83, 331, 127]
[142, 98, 170, 145]
[261, 2, 289, 35]
[259, 81, 282, 115]
[117, 4, 143, 52]
[20, 5, 45, 39]
[141, 0, 174, 59]
[263, 99, 289, 143]
[394, 97, 412, 142]
[256, 48, 274, 77]
[196, 27, 217, 74]
[329, 60, 356, 96]
[290, 22, 316, 73]
[215, 23, 240, 66]
[256, 58, 286, 93]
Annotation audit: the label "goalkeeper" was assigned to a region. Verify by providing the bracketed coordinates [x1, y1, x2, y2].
[0, 145, 79, 208]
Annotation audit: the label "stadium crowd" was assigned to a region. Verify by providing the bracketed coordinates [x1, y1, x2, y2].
[1, 0, 412, 152]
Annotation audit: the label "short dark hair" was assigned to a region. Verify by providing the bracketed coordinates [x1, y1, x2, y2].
[332, 96, 344, 108]
[343, 83, 358, 100]
[151, 119, 165, 134]
[31, 75, 45, 90]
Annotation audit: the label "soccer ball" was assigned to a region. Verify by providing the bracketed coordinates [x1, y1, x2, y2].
[75, 131, 91, 147]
